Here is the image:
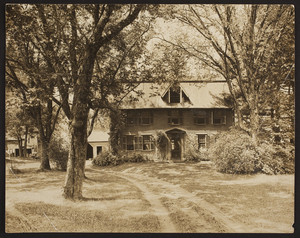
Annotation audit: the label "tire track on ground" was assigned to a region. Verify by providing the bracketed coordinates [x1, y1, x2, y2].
[110, 171, 254, 233]
[88, 168, 177, 232]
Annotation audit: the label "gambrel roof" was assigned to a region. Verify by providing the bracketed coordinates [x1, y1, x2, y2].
[121, 81, 230, 109]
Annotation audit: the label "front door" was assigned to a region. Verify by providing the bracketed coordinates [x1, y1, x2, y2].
[170, 133, 182, 161]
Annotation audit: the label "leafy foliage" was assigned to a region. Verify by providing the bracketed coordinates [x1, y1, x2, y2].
[208, 128, 294, 174]
[48, 137, 69, 171]
[155, 131, 170, 160]
[169, 5, 295, 144]
[92, 151, 148, 167]
[183, 134, 209, 162]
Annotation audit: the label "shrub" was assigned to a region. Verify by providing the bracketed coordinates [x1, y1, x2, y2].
[92, 151, 121, 167]
[208, 128, 294, 174]
[92, 152, 148, 167]
[183, 135, 210, 162]
[49, 138, 69, 171]
[125, 153, 148, 163]
[155, 131, 169, 160]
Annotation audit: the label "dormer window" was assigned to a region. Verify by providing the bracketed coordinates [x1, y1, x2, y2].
[162, 84, 190, 104]
[170, 86, 181, 103]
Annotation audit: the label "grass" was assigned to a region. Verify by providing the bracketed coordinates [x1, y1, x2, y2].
[105, 161, 294, 232]
[13, 202, 160, 232]
[5, 158, 294, 233]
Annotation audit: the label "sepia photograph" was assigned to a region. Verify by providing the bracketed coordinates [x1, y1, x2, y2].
[4, 3, 295, 234]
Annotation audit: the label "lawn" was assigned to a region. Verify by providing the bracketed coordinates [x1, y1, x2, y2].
[5, 158, 294, 233]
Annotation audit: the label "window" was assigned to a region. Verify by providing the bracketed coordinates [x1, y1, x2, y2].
[162, 85, 191, 104]
[193, 110, 207, 125]
[143, 135, 155, 151]
[134, 136, 143, 150]
[97, 146, 102, 154]
[168, 110, 183, 125]
[123, 135, 134, 150]
[126, 111, 138, 125]
[139, 111, 153, 125]
[123, 135, 154, 151]
[213, 110, 226, 125]
[126, 110, 153, 125]
[170, 86, 181, 103]
[198, 134, 207, 149]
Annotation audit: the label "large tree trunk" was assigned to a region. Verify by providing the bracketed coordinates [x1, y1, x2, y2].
[39, 138, 51, 170]
[63, 123, 87, 199]
[63, 82, 90, 200]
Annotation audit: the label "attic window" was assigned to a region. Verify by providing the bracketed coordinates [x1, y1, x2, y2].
[163, 85, 190, 104]
[170, 86, 181, 103]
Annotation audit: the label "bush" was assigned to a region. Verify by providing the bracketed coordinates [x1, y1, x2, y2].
[155, 131, 169, 160]
[183, 135, 210, 162]
[122, 153, 148, 163]
[49, 138, 69, 171]
[92, 151, 121, 166]
[208, 128, 294, 174]
[92, 152, 148, 167]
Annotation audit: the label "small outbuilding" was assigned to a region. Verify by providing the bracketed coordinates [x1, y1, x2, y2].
[87, 130, 110, 159]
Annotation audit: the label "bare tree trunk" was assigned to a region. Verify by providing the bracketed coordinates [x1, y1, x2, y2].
[63, 83, 89, 199]
[63, 115, 88, 199]
[249, 105, 260, 146]
[39, 138, 51, 170]
[23, 126, 28, 157]
[17, 137, 23, 157]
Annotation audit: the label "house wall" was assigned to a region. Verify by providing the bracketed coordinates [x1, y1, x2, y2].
[122, 108, 233, 135]
[6, 135, 39, 157]
[88, 141, 109, 158]
[121, 108, 233, 160]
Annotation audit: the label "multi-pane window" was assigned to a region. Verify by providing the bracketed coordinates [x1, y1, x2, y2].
[168, 110, 183, 125]
[198, 134, 207, 149]
[213, 110, 226, 125]
[139, 111, 153, 125]
[143, 135, 155, 151]
[170, 86, 181, 103]
[123, 135, 135, 150]
[134, 136, 143, 150]
[126, 110, 153, 125]
[123, 135, 154, 151]
[193, 110, 207, 125]
[162, 85, 190, 104]
[126, 111, 138, 125]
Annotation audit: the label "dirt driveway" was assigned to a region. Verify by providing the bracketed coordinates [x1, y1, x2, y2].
[5, 159, 294, 233]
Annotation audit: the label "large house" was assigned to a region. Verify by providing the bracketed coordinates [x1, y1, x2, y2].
[89, 81, 234, 161]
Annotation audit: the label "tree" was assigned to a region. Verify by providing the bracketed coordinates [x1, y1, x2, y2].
[5, 95, 36, 157]
[6, 4, 159, 199]
[6, 6, 63, 169]
[167, 5, 294, 145]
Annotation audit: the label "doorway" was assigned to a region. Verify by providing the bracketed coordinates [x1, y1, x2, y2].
[166, 129, 186, 161]
[87, 144, 93, 159]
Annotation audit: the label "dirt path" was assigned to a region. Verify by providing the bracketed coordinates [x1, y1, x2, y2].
[116, 173, 178, 232]
[102, 169, 255, 232]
